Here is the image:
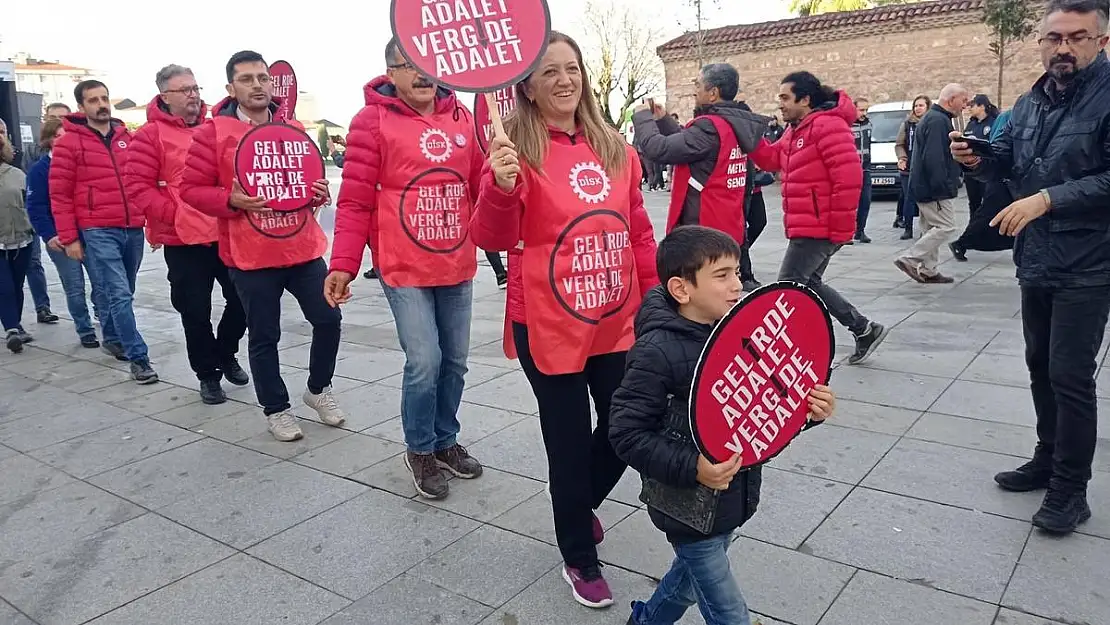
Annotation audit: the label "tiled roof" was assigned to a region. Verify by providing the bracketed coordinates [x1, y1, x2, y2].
[14, 62, 90, 73]
[658, 0, 988, 54]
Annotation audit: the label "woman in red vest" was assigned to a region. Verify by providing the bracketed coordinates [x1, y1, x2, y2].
[471, 31, 659, 609]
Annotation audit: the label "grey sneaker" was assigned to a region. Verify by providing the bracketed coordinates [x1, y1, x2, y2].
[130, 359, 160, 385]
[266, 410, 304, 442]
[405, 451, 449, 500]
[435, 444, 483, 479]
[303, 386, 346, 427]
[848, 322, 889, 365]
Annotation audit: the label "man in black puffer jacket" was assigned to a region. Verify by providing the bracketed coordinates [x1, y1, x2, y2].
[610, 226, 836, 625]
[952, 0, 1110, 536]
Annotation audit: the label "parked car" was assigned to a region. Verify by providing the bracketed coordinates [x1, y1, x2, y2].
[866, 100, 912, 201]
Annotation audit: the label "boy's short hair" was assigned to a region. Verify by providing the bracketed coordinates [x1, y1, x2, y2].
[656, 226, 742, 286]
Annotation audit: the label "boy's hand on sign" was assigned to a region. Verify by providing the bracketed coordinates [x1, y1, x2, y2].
[230, 180, 269, 212]
[323, 271, 353, 308]
[312, 179, 330, 202]
[489, 135, 520, 193]
[696, 453, 742, 491]
[807, 385, 836, 422]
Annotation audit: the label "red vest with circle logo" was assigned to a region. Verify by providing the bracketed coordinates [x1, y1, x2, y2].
[374, 108, 478, 288]
[212, 117, 328, 270]
[517, 143, 642, 375]
[157, 123, 220, 245]
[666, 115, 747, 245]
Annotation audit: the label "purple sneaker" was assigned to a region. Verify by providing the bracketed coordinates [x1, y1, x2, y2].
[562, 564, 614, 608]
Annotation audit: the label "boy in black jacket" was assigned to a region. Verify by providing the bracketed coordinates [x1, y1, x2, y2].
[610, 226, 835, 625]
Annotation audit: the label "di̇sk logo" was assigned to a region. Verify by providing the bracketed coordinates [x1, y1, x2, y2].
[569, 162, 611, 204]
[420, 128, 453, 164]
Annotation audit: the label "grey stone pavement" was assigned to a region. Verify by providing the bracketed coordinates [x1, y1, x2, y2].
[2, 170, 1108, 625]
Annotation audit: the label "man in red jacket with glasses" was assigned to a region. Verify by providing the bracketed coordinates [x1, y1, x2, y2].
[124, 64, 249, 406]
[50, 79, 158, 384]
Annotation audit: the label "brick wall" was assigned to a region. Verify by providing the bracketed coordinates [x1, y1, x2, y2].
[661, 20, 1045, 120]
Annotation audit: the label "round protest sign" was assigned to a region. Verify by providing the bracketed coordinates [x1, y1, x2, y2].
[689, 282, 834, 467]
[391, 0, 552, 93]
[234, 123, 325, 213]
[399, 168, 470, 254]
[269, 60, 298, 121]
[549, 208, 633, 325]
[474, 86, 516, 153]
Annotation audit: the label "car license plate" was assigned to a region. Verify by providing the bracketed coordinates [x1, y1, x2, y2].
[874, 177, 897, 185]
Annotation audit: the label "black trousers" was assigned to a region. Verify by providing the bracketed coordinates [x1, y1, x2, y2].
[485, 250, 506, 277]
[740, 192, 768, 281]
[965, 178, 985, 216]
[512, 322, 628, 569]
[230, 258, 341, 415]
[1022, 285, 1110, 491]
[955, 181, 1014, 252]
[165, 244, 247, 381]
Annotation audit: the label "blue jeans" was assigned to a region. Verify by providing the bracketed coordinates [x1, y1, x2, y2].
[26, 235, 51, 312]
[45, 247, 96, 340]
[856, 175, 872, 235]
[82, 227, 148, 361]
[900, 173, 917, 229]
[631, 533, 752, 625]
[380, 280, 473, 453]
[0, 246, 32, 331]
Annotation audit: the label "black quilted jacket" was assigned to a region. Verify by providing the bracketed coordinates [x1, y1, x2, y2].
[609, 286, 762, 543]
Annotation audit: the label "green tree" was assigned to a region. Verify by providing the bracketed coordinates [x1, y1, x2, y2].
[789, 0, 913, 16]
[983, 0, 1038, 107]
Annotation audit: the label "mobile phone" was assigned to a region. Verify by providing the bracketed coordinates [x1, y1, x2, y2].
[955, 135, 994, 157]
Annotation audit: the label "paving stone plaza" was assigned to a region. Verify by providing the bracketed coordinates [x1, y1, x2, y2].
[0, 177, 1106, 625]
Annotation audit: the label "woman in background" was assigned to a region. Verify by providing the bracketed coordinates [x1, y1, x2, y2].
[0, 133, 34, 352]
[894, 95, 931, 240]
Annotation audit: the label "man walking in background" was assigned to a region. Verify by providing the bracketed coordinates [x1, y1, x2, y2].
[125, 64, 249, 405]
[50, 80, 158, 384]
[895, 83, 969, 284]
[850, 97, 873, 243]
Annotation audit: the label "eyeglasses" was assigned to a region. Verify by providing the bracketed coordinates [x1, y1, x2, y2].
[234, 74, 271, 86]
[1037, 34, 1100, 49]
[388, 62, 416, 71]
[164, 86, 202, 95]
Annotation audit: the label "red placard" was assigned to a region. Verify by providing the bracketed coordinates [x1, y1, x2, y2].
[234, 123, 325, 213]
[474, 86, 517, 153]
[391, 0, 552, 93]
[689, 282, 834, 467]
[269, 60, 298, 122]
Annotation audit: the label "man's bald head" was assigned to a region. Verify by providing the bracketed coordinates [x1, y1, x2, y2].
[938, 83, 970, 114]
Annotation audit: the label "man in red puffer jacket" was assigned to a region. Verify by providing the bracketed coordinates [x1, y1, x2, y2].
[50, 79, 158, 384]
[750, 71, 889, 365]
[124, 64, 249, 406]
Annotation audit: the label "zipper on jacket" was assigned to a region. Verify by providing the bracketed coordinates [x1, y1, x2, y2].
[106, 145, 133, 226]
[811, 190, 820, 217]
[87, 188, 94, 212]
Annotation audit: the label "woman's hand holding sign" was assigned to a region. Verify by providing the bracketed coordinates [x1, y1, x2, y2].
[806, 385, 836, 422]
[311, 179, 330, 203]
[489, 135, 520, 193]
[230, 180, 269, 212]
[696, 452, 742, 491]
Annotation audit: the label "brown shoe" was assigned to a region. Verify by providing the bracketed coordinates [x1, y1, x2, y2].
[922, 273, 955, 284]
[893, 258, 925, 283]
[435, 444, 484, 479]
[405, 452, 449, 500]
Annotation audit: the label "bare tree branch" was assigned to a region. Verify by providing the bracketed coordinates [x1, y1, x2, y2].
[579, 0, 665, 127]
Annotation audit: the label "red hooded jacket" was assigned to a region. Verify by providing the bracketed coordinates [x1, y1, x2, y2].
[48, 114, 139, 244]
[471, 127, 659, 325]
[329, 76, 486, 277]
[749, 91, 862, 244]
[123, 97, 210, 247]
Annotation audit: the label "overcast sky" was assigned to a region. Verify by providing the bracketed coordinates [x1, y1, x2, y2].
[3, 0, 794, 125]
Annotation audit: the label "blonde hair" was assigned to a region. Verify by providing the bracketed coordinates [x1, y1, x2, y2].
[0, 134, 13, 165]
[507, 31, 627, 176]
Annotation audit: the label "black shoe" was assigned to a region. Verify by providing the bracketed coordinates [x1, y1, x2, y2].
[893, 216, 904, 229]
[496, 273, 508, 290]
[848, 322, 888, 365]
[15, 328, 33, 344]
[899, 229, 914, 240]
[221, 358, 250, 386]
[994, 460, 1052, 492]
[80, 335, 100, 349]
[199, 378, 227, 405]
[364, 268, 378, 280]
[741, 278, 762, 293]
[102, 342, 128, 362]
[856, 232, 872, 244]
[36, 307, 59, 324]
[1032, 489, 1091, 535]
[949, 242, 968, 262]
[6, 330, 23, 354]
[130, 359, 160, 385]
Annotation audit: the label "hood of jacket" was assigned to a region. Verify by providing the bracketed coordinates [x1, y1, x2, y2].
[797, 90, 857, 130]
[362, 75, 463, 119]
[61, 113, 126, 137]
[634, 285, 714, 344]
[144, 95, 209, 127]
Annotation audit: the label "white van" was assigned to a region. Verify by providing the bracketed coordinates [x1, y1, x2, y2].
[866, 100, 912, 200]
